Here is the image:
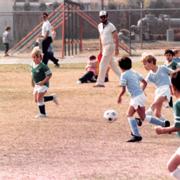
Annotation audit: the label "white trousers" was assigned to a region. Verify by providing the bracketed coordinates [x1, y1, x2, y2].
[96, 44, 121, 85]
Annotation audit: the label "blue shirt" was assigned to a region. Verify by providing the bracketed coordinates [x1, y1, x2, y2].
[120, 69, 144, 97]
[146, 65, 172, 87]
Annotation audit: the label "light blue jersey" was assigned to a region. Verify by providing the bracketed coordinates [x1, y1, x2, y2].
[146, 65, 172, 87]
[120, 69, 144, 97]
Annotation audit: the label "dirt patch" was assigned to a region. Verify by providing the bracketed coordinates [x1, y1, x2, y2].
[0, 63, 176, 179]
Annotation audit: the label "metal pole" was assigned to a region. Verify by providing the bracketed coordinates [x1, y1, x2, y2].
[101, 0, 104, 10]
[140, 0, 143, 49]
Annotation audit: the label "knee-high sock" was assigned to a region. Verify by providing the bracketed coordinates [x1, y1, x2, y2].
[146, 115, 165, 126]
[128, 117, 141, 137]
[44, 96, 53, 102]
[37, 101, 46, 115]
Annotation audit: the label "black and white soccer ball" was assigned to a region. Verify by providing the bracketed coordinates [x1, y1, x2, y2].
[103, 109, 118, 122]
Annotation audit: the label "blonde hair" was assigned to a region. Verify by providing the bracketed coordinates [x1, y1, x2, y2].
[31, 47, 42, 57]
[142, 55, 157, 65]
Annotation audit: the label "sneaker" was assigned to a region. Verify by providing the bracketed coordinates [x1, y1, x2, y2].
[135, 117, 142, 126]
[164, 120, 170, 127]
[35, 113, 47, 118]
[55, 63, 60, 68]
[127, 135, 142, 142]
[53, 95, 59, 105]
[93, 84, 105, 87]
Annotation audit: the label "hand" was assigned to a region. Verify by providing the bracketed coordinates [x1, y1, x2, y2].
[37, 81, 44, 86]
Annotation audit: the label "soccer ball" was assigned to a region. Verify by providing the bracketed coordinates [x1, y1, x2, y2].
[103, 109, 118, 122]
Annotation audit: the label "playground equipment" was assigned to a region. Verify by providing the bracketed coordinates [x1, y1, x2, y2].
[10, 0, 131, 58]
[131, 14, 180, 41]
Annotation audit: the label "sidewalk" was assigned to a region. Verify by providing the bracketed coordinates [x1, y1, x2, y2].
[0, 49, 165, 65]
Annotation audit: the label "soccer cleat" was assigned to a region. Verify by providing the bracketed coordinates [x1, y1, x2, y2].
[127, 135, 142, 142]
[35, 113, 47, 118]
[164, 120, 170, 127]
[135, 117, 142, 126]
[53, 95, 59, 105]
[93, 84, 105, 87]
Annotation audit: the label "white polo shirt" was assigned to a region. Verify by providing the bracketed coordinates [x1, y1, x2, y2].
[42, 20, 52, 37]
[98, 22, 116, 46]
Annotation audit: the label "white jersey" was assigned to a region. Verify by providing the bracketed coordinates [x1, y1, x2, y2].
[98, 22, 116, 46]
[42, 20, 52, 37]
[2, 31, 10, 43]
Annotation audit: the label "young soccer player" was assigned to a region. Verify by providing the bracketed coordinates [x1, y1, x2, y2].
[164, 49, 179, 70]
[155, 70, 180, 180]
[31, 47, 58, 118]
[117, 56, 146, 142]
[117, 56, 169, 142]
[142, 54, 171, 125]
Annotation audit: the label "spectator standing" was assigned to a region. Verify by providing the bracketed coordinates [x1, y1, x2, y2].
[94, 10, 121, 87]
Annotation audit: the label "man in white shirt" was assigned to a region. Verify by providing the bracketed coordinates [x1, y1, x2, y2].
[94, 10, 121, 87]
[41, 12, 60, 67]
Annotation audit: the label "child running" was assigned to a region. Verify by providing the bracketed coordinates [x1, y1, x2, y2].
[31, 47, 58, 118]
[117, 56, 171, 142]
[155, 70, 180, 180]
[142, 54, 171, 125]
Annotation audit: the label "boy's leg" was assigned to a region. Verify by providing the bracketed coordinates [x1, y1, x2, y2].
[44, 95, 59, 105]
[168, 149, 180, 179]
[36, 92, 47, 117]
[146, 115, 170, 127]
[127, 106, 142, 142]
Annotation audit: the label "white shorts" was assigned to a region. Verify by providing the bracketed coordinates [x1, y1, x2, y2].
[33, 85, 48, 95]
[176, 147, 180, 155]
[154, 85, 171, 102]
[130, 93, 146, 110]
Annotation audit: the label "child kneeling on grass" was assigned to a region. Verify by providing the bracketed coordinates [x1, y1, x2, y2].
[31, 47, 58, 118]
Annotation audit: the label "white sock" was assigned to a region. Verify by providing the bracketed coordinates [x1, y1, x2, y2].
[146, 108, 153, 116]
[171, 168, 180, 179]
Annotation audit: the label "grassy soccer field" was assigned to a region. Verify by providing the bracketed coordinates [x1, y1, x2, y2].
[0, 62, 177, 179]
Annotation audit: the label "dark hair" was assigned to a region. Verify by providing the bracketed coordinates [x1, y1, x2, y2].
[171, 70, 180, 91]
[142, 55, 156, 65]
[164, 49, 174, 56]
[43, 12, 48, 17]
[5, 26, 11, 31]
[118, 56, 132, 70]
[174, 49, 180, 55]
[89, 55, 96, 60]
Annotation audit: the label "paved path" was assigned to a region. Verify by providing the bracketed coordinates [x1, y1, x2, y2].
[0, 49, 165, 65]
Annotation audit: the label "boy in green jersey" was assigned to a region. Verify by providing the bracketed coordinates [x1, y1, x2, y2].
[31, 47, 58, 118]
[155, 70, 180, 179]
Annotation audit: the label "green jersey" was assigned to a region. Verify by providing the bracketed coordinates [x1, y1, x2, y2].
[167, 60, 179, 70]
[173, 100, 180, 137]
[31, 62, 52, 87]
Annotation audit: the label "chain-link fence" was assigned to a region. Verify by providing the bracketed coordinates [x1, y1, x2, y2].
[0, 7, 180, 55]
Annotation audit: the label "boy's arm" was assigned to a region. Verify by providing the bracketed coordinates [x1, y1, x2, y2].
[155, 126, 180, 135]
[117, 86, 126, 104]
[37, 74, 52, 86]
[141, 79, 147, 91]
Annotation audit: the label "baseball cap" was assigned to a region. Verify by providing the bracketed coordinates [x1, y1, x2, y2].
[99, 10, 107, 17]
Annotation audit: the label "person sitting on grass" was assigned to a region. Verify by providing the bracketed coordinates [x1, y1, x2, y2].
[77, 55, 98, 84]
